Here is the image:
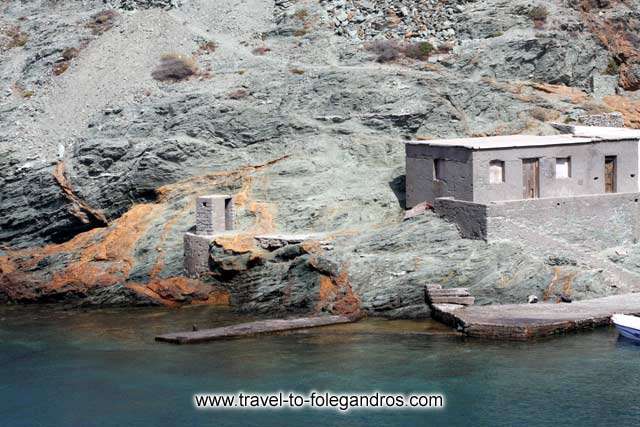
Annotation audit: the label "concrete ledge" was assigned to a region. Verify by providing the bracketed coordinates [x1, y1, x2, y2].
[431, 293, 640, 340]
[156, 315, 356, 344]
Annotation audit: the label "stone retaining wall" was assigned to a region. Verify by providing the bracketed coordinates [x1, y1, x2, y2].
[434, 193, 640, 249]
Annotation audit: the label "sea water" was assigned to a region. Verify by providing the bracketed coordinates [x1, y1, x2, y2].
[0, 305, 638, 427]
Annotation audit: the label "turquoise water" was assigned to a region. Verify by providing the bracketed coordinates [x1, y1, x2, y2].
[1, 305, 639, 427]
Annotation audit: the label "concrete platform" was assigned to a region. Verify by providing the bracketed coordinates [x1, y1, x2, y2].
[155, 315, 354, 344]
[432, 293, 640, 340]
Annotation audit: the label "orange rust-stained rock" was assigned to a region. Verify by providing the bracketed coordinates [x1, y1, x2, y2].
[603, 95, 640, 128]
[543, 267, 577, 303]
[583, 12, 640, 90]
[530, 83, 589, 104]
[314, 265, 361, 317]
[126, 278, 229, 307]
[53, 161, 108, 227]
[214, 234, 258, 254]
[0, 203, 159, 301]
[2, 156, 290, 307]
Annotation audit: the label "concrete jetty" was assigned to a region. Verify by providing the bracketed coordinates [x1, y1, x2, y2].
[155, 315, 355, 344]
[431, 293, 640, 340]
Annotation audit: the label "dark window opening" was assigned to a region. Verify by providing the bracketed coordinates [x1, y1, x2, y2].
[433, 159, 445, 181]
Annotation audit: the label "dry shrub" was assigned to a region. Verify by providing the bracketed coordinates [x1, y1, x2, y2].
[12, 83, 33, 98]
[293, 9, 309, 21]
[228, 88, 250, 100]
[5, 26, 28, 48]
[293, 28, 309, 37]
[196, 41, 217, 55]
[152, 53, 198, 82]
[528, 5, 548, 28]
[366, 40, 436, 63]
[403, 41, 435, 60]
[53, 62, 69, 76]
[62, 47, 79, 60]
[252, 46, 271, 55]
[86, 10, 118, 34]
[605, 57, 619, 75]
[289, 68, 305, 75]
[367, 40, 401, 62]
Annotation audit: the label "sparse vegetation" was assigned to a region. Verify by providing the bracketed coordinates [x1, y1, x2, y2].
[196, 41, 217, 55]
[12, 83, 33, 98]
[605, 57, 620, 75]
[62, 47, 79, 61]
[289, 68, 305, 75]
[369, 40, 401, 62]
[366, 40, 439, 63]
[4, 26, 28, 48]
[293, 9, 309, 21]
[51, 47, 79, 76]
[151, 54, 199, 82]
[86, 10, 118, 34]
[293, 28, 309, 37]
[53, 62, 69, 76]
[528, 5, 548, 28]
[403, 41, 435, 60]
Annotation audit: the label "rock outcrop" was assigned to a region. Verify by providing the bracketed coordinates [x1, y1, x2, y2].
[2, 0, 640, 316]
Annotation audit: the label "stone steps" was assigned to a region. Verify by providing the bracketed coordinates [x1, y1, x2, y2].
[429, 296, 476, 305]
[425, 284, 475, 306]
[428, 288, 470, 297]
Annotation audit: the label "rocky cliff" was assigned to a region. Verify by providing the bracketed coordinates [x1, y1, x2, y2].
[2, 0, 640, 316]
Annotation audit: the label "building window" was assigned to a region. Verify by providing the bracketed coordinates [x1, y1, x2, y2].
[433, 159, 444, 181]
[556, 157, 571, 179]
[489, 160, 505, 184]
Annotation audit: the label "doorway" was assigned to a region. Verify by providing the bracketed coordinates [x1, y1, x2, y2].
[605, 156, 617, 193]
[522, 158, 540, 199]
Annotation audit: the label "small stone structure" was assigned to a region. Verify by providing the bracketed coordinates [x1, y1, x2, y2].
[184, 194, 234, 277]
[577, 112, 624, 128]
[405, 129, 640, 243]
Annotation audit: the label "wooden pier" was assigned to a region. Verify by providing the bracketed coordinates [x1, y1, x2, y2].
[155, 315, 355, 344]
[431, 293, 640, 340]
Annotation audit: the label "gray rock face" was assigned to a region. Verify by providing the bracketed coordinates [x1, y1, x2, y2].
[456, 35, 607, 89]
[0, 159, 104, 247]
[0, 0, 635, 315]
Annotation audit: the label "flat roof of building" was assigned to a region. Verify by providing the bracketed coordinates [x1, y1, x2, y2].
[406, 133, 635, 150]
[566, 125, 640, 139]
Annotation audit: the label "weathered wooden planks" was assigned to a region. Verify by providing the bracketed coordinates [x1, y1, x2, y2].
[155, 315, 356, 344]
